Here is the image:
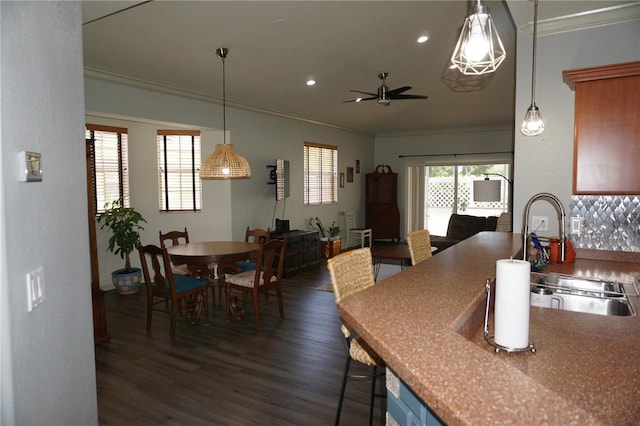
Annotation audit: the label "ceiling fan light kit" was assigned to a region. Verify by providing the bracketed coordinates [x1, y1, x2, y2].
[450, 0, 506, 76]
[344, 72, 428, 106]
[520, 0, 545, 136]
[200, 47, 252, 180]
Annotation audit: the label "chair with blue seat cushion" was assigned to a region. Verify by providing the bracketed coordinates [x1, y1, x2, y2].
[223, 238, 285, 329]
[138, 243, 209, 337]
[159, 228, 191, 275]
[235, 226, 271, 272]
[160, 227, 222, 303]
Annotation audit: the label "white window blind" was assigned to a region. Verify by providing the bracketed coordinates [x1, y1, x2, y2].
[304, 142, 337, 205]
[86, 124, 130, 213]
[157, 130, 202, 212]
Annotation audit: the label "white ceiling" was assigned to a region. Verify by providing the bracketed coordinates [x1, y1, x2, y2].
[82, 1, 635, 135]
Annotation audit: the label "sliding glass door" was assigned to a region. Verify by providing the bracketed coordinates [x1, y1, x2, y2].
[406, 161, 511, 236]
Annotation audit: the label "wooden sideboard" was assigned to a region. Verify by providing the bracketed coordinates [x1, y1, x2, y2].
[270, 230, 321, 278]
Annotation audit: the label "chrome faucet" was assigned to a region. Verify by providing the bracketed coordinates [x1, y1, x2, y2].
[523, 192, 566, 262]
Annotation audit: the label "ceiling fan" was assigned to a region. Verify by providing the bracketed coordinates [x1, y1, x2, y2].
[344, 72, 428, 106]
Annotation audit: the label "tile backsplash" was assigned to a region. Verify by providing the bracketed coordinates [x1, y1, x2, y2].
[570, 195, 640, 252]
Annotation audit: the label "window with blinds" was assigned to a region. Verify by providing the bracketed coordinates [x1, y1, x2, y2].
[86, 124, 130, 213]
[157, 130, 202, 212]
[304, 142, 337, 205]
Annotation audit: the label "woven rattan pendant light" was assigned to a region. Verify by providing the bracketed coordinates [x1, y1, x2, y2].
[200, 48, 251, 179]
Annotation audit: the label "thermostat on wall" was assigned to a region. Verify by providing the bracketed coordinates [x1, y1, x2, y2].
[18, 151, 43, 182]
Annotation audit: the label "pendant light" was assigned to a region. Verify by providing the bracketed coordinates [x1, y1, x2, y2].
[450, 0, 506, 75]
[200, 48, 252, 179]
[520, 0, 545, 136]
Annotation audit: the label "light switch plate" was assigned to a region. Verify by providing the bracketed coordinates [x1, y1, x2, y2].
[532, 216, 548, 232]
[26, 267, 45, 312]
[571, 217, 582, 235]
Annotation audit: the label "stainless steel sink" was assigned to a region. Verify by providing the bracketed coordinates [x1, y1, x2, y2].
[530, 273, 636, 317]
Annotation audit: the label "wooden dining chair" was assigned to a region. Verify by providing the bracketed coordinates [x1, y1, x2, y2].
[222, 239, 286, 329]
[327, 247, 385, 426]
[159, 228, 191, 275]
[235, 226, 271, 272]
[406, 229, 433, 265]
[137, 243, 209, 337]
[160, 227, 222, 303]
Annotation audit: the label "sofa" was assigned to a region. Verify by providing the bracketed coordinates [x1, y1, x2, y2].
[430, 213, 499, 252]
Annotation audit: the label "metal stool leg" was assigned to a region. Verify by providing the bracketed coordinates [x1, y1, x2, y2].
[335, 353, 351, 426]
[369, 365, 377, 426]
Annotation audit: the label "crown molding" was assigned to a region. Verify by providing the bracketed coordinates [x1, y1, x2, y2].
[519, 2, 640, 36]
[84, 67, 374, 136]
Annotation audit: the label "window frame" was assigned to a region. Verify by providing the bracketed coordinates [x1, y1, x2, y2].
[85, 124, 130, 214]
[304, 141, 338, 205]
[157, 130, 202, 212]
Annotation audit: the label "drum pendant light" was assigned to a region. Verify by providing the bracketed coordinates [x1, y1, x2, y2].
[200, 48, 251, 179]
[520, 0, 545, 136]
[450, 0, 506, 75]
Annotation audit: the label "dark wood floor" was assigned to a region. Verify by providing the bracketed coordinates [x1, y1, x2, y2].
[95, 258, 388, 425]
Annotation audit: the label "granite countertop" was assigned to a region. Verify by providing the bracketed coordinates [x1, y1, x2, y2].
[337, 232, 640, 425]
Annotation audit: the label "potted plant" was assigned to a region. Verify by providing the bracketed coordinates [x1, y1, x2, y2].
[97, 199, 147, 295]
[328, 221, 341, 241]
[314, 218, 341, 258]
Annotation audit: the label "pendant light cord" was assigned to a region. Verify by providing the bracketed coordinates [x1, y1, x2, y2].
[530, 0, 539, 106]
[222, 54, 226, 145]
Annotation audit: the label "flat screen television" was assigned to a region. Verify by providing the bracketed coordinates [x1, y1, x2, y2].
[276, 159, 290, 201]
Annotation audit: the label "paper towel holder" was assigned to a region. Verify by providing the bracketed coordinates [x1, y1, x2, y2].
[483, 279, 536, 353]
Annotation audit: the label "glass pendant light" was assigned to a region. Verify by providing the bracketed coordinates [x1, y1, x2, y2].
[520, 0, 545, 136]
[450, 0, 506, 75]
[200, 48, 252, 179]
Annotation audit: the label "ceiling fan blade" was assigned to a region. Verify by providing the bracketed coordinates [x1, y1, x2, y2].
[387, 86, 412, 96]
[343, 96, 378, 103]
[344, 73, 427, 104]
[389, 94, 429, 100]
[349, 89, 378, 97]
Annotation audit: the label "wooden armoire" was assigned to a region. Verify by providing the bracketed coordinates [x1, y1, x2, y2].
[366, 165, 400, 242]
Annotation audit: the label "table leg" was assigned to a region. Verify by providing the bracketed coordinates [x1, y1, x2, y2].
[218, 263, 245, 320]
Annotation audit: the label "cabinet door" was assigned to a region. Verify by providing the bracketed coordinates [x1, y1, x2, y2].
[574, 75, 640, 194]
[564, 62, 640, 194]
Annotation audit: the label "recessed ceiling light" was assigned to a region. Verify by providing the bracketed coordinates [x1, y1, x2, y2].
[417, 34, 430, 44]
[306, 79, 316, 86]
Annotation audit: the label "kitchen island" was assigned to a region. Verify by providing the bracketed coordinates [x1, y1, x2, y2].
[338, 232, 640, 425]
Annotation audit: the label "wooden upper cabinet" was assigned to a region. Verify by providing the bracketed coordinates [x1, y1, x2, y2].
[563, 61, 640, 195]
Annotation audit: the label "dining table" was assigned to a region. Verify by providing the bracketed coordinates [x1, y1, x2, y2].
[166, 241, 260, 317]
[166, 241, 260, 270]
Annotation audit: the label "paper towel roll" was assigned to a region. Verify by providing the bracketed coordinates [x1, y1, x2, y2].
[494, 259, 531, 349]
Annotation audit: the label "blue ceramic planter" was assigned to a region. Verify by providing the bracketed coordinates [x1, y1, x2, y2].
[111, 268, 142, 295]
